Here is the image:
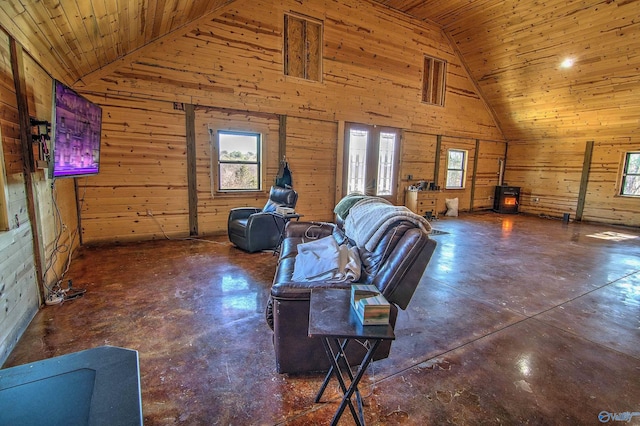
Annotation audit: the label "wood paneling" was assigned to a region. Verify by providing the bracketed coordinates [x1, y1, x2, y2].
[77, 95, 188, 243]
[506, 137, 640, 227]
[1, 1, 638, 232]
[0, 0, 237, 84]
[193, 106, 280, 236]
[81, 0, 502, 141]
[474, 140, 506, 210]
[437, 136, 476, 213]
[0, 29, 38, 365]
[399, 132, 505, 213]
[400, 132, 438, 186]
[283, 117, 338, 221]
[505, 139, 586, 218]
[21, 53, 81, 294]
[375, 0, 640, 142]
[581, 139, 640, 227]
[71, 0, 505, 242]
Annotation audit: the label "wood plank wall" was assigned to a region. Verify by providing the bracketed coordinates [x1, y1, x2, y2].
[506, 140, 584, 218]
[400, 132, 506, 214]
[77, 95, 188, 243]
[585, 139, 640, 226]
[75, 0, 504, 242]
[284, 117, 338, 220]
[506, 138, 640, 226]
[0, 30, 38, 363]
[193, 106, 280, 236]
[1, 28, 82, 364]
[22, 53, 81, 288]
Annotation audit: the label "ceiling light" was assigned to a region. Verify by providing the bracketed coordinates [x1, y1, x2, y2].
[560, 58, 574, 68]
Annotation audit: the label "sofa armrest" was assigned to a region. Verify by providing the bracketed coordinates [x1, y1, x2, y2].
[284, 221, 335, 239]
[228, 207, 261, 222]
[245, 211, 286, 231]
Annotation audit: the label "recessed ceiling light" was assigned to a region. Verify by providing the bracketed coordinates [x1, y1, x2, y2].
[560, 58, 574, 68]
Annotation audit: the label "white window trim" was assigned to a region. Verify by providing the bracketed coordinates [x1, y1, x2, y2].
[211, 129, 263, 194]
[445, 148, 468, 190]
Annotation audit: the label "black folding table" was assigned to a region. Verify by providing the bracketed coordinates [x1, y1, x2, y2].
[308, 288, 395, 426]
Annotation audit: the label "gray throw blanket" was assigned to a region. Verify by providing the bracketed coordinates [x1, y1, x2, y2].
[344, 198, 432, 251]
[292, 236, 361, 282]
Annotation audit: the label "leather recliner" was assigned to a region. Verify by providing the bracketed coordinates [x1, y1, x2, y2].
[228, 186, 298, 253]
[266, 203, 437, 374]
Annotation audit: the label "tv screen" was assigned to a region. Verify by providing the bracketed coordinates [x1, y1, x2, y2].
[51, 80, 102, 178]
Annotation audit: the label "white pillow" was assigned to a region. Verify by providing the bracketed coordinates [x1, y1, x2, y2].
[445, 198, 459, 217]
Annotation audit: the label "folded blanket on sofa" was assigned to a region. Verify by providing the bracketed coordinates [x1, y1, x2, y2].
[292, 236, 361, 282]
[344, 198, 432, 251]
[334, 194, 383, 220]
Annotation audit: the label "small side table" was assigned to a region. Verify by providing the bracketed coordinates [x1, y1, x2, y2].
[270, 212, 303, 255]
[308, 288, 395, 426]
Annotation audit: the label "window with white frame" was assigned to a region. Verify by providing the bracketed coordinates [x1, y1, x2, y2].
[620, 151, 640, 196]
[216, 131, 261, 191]
[446, 149, 467, 189]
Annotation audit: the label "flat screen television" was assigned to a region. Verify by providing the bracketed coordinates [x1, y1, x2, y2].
[51, 80, 102, 178]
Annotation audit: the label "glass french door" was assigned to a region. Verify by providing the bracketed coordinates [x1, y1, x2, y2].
[344, 123, 400, 200]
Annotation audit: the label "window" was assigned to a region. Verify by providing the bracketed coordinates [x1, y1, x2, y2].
[620, 151, 640, 196]
[216, 131, 261, 191]
[344, 123, 399, 199]
[422, 56, 446, 106]
[446, 149, 467, 189]
[284, 13, 322, 81]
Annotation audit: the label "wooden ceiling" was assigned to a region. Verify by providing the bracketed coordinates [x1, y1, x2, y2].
[1, 0, 638, 141]
[0, 0, 234, 84]
[374, 0, 640, 140]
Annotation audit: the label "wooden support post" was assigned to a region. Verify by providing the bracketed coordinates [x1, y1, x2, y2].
[278, 114, 287, 161]
[10, 37, 45, 305]
[575, 140, 594, 222]
[185, 104, 198, 236]
[335, 120, 345, 205]
[74, 178, 83, 246]
[434, 135, 442, 186]
[470, 139, 480, 211]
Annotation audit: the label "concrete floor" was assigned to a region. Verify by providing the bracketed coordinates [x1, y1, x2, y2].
[4, 213, 640, 425]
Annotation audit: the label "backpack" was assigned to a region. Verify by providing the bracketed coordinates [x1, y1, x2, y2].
[275, 157, 293, 188]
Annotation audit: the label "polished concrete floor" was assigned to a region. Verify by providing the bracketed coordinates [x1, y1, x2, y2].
[4, 213, 640, 425]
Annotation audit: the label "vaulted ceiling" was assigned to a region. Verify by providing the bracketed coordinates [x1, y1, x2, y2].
[1, 0, 638, 141]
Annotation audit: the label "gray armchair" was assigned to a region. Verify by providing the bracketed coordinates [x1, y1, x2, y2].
[227, 186, 298, 253]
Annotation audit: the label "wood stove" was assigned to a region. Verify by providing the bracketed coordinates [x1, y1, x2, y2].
[493, 185, 520, 214]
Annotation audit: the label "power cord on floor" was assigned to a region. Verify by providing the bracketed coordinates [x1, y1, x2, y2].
[45, 279, 86, 306]
[43, 180, 86, 306]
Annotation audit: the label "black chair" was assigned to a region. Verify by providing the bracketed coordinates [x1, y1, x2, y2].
[227, 186, 298, 253]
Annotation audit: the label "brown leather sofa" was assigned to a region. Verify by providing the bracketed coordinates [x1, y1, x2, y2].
[266, 202, 437, 374]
